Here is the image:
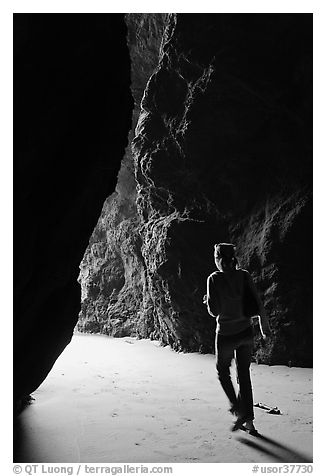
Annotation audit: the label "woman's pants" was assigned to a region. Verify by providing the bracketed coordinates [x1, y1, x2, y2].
[215, 325, 254, 421]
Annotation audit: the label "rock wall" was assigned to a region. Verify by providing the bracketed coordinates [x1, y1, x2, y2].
[78, 14, 312, 366]
[14, 14, 133, 403]
[77, 14, 167, 338]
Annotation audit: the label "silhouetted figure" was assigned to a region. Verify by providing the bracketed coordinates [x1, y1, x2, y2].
[205, 243, 270, 434]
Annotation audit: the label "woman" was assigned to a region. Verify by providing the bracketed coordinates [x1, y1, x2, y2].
[205, 243, 270, 434]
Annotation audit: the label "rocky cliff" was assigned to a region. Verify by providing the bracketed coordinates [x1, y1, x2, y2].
[78, 14, 312, 366]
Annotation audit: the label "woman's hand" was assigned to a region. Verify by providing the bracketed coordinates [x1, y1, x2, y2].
[203, 294, 208, 305]
[258, 316, 271, 339]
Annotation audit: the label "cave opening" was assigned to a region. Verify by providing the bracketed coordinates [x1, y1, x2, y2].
[14, 12, 312, 464]
[75, 13, 312, 367]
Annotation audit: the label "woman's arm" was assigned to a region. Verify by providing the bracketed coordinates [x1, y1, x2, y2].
[206, 274, 220, 317]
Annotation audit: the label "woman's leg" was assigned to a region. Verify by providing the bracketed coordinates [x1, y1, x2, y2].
[235, 341, 255, 421]
[215, 333, 238, 410]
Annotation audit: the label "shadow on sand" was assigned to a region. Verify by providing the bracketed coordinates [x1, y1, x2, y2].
[236, 433, 312, 463]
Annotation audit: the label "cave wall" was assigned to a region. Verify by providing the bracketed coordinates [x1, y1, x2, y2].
[78, 14, 312, 366]
[77, 14, 167, 337]
[14, 14, 133, 402]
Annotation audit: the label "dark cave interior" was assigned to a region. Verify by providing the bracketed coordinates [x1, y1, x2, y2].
[14, 13, 133, 404]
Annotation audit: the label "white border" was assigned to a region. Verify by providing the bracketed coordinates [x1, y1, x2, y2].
[3, 0, 322, 471]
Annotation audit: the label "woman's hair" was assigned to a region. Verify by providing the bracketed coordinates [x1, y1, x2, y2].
[214, 243, 239, 270]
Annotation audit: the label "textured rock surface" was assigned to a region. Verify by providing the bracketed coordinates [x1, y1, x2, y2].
[77, 14, 167, 337]
[14, 14, 133, 402]
[78, 14, 312, 366]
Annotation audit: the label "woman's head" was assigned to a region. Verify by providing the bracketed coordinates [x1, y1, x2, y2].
[214, 243, 238, 272]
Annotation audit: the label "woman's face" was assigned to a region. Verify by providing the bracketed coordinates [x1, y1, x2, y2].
[215, 254, 235, 272]
[214, 255, 224, 271]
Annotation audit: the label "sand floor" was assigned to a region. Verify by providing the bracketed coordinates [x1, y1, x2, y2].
[14, 333, 313, 463]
